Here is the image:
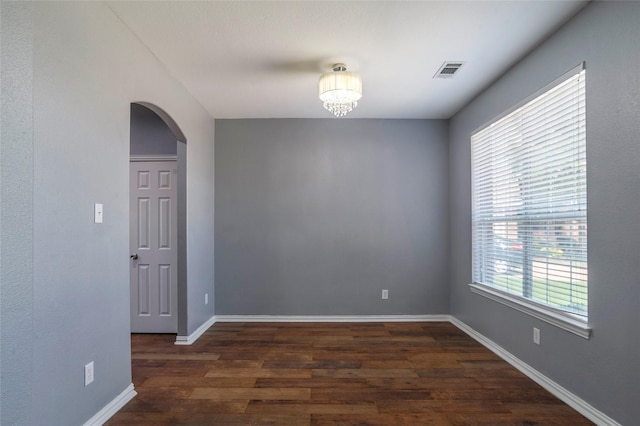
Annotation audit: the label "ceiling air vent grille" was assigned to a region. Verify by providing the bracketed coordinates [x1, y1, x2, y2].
[434, 61, 465, 78]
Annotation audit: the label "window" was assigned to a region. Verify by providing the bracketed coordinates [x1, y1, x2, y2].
[471, 65, 588, 335]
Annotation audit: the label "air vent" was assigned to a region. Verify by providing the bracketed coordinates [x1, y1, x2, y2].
[434, 61, 465, 78]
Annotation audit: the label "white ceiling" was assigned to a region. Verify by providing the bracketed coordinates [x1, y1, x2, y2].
[108, 1, 589, 119]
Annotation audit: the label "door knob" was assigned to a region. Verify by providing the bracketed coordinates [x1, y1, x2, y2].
[130, 253, 139, 260]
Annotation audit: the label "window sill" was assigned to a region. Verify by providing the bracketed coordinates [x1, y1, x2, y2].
[469, 283, 591, 339]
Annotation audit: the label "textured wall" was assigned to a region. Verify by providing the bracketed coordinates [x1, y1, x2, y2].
[1, 2, 35, 424]
[215, 119, 449, 316]
[449, 2, 640, 424]
[0, 2, 215, 424]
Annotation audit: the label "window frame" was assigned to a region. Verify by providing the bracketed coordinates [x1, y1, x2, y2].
[468, 64, 591, 339]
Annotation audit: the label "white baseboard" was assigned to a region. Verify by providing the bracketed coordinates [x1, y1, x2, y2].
[175, 314, 216, 345]
[214, 314, 451, 323]
[450, 317, 620, 426]
[83, 383, 136, 426]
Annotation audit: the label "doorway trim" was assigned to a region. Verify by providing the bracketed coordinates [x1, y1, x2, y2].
[129, 102, 188, 336]
[131, 155, 177, 162]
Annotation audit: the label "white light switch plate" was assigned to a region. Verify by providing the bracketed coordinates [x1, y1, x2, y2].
[85, 361, 94, 386]
[94, 203, 103, 223]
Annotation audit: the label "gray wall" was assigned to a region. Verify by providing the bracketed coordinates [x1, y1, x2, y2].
[130, 103, 177, 156]
[449, 2, 640, 424]
[215, 119, 449, 315]
[1, 3, 35, 424]
[0, 2, 215, 425]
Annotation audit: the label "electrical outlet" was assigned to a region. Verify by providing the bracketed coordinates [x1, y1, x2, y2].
[205, 293, 208, 305]
[84, 361, 94, 386]
[533, 327, 541, 345]
[381, 289, 389, 300]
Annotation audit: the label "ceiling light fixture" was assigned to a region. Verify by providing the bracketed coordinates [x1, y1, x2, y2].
[318, 63, 362, 118]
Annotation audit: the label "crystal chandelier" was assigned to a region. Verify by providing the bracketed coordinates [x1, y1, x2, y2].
[318, 64, 362, 117]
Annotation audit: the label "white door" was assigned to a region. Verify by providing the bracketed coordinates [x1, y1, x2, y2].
[130, 160, 178, 333]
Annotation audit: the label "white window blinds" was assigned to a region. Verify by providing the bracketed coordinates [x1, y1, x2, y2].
[471, 66, 587, 316]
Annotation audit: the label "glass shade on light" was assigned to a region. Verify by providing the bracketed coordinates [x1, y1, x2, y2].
[318, 70, 362, 117]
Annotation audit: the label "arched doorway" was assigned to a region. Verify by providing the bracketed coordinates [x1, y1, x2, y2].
[129, 103, 187, 333]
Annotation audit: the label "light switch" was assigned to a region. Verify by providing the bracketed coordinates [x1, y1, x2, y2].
[94, 203, 103, 224]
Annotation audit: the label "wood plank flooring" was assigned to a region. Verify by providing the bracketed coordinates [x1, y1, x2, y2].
[106, 322, 593, 425]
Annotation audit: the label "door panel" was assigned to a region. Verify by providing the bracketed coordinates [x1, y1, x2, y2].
[159, 264, 171, 315]
[137, 264, 150, 315]
[158, 198, 171, 249]
[130, 160, 178, 333]
[137, 198, 150, 248]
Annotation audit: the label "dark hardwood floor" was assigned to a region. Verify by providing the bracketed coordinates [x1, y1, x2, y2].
[106, 322, 593, 425]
